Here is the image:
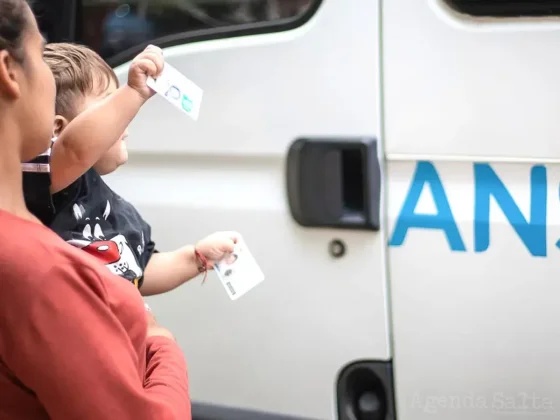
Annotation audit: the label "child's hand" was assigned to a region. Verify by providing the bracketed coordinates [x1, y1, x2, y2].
[195, 231, 240, 267]
[127, 45, 164, 100]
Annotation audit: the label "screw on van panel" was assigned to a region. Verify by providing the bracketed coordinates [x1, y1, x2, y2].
[329, 239, 346, 258]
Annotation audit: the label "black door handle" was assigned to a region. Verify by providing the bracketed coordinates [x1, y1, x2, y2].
[286, 137, 381, 230]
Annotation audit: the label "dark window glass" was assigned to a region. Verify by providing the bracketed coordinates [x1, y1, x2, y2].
[34, 0, 74, 42]
[74, 0, 317, 63]
[446, 0, 560, 17]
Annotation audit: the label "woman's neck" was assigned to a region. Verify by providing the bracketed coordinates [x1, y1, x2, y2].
[0, 118, 35, 221]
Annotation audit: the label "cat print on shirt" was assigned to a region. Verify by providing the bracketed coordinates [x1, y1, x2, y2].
[66, 200, 144, 287]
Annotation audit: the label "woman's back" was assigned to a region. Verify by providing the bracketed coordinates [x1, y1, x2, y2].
[0, 209, 190, 418]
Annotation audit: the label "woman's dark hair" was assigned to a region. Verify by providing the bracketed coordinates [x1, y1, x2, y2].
[0, 0, 28, 61]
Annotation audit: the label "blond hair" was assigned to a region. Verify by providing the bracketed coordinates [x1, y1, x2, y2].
[44, 43, 118, 119]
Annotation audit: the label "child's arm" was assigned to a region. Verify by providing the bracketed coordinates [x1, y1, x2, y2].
[141, 247, 200, 296]
[49, 45, 164, 193]
[141, 231, 240, 296]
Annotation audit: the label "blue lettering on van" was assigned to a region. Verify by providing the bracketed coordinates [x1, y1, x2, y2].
[389, 161, 466, 251]
[389, 161, 548, 257]
[473, 164, 547, 256]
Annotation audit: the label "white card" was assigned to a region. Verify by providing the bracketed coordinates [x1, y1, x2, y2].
[214, 237, 265, 301]
[146, 62, 203, 121]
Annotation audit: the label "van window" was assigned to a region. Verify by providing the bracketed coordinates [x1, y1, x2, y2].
[34, 0, 75, 42]
[446, 0, 560, 17]
[74, 0, 318, 64]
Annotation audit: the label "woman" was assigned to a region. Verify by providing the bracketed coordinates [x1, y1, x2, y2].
[0, 1, 191, 418]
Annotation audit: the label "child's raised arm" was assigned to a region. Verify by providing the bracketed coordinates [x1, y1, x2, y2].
[50, 45, 164, 193]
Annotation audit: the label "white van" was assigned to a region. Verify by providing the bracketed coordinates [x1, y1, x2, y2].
[37, 0, 560, 419]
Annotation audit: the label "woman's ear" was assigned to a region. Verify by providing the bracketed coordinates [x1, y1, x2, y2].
[0, 50, 21, 99]
[53, 115, 69, 137]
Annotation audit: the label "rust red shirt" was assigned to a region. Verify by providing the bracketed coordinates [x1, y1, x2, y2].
[0, 210, 190, 419]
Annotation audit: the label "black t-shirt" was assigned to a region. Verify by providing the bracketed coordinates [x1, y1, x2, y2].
[23, 160, 156, 288]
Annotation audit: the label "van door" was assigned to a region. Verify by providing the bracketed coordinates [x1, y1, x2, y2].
[385, 1, 560, 419]
[42, 1, 395, 419]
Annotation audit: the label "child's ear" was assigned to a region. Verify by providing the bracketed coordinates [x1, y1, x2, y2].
[53, 115, 69, 137]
